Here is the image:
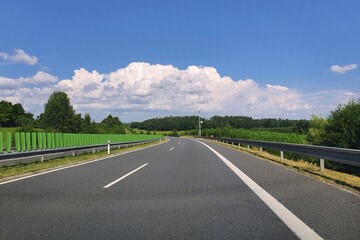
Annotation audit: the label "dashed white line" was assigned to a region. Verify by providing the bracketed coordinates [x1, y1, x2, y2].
[103, 163, 148, 189]
[0, 141, 165, 186]
[195, 140, 323, 240]
[169, 147, 175, 151]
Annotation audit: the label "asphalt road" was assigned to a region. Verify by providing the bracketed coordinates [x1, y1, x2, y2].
[0, 138, 359, 239]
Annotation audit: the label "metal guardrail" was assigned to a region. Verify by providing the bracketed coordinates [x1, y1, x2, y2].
[0, 138, 162, 167]
[202, 137, 360, 167]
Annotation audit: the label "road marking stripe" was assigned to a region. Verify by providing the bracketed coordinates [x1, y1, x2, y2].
[103, 163, 148, 189]
[169, 147, 175, 151]
[196, 140, 323, 240]
[0, 142, 166, 186]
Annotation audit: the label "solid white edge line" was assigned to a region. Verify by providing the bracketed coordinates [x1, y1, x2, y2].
[103, 163, 148, 188]
[195, 140, 323, 240]
[169, 147, 175, 151]
[0, 140, 168, 186]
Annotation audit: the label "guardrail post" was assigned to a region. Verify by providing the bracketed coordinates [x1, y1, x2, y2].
[280, 151, 284, 161]
[107, 140, 110, 155]
[320, 159, 325, 171]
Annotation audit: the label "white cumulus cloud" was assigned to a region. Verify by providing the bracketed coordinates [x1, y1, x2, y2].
[331, 64, 357, 74]
[0, 62, 358, 121]
[22, 71, 59, 84]
[55, 62, 311, 120]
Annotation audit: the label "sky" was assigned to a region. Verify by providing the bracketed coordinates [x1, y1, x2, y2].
[0, 0, 359, 122]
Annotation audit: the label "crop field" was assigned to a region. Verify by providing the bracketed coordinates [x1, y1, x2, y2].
[201, 127, 307, 144]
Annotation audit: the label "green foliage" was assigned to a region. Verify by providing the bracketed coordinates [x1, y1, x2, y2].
[306, 99, 360, 149]
[41, 92, 77, 132]
[98, 114, 126, 134]
[0, 101, 34, 128]
[322, 99, 360, 149]
[171, 129, 179, 137]
[293, 119, 310, 134]
[80, 113, 98, 134]
[0, 101, 15, 127]
[307, 115, 327, 145]
[202, 127, 307, 144]
[131, 115, 306, 132]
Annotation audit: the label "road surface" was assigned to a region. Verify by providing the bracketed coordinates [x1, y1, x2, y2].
[0, 138, 359, 239]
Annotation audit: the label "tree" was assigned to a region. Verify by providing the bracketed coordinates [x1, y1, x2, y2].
[307, 115, 327, 145]
[322, 99, 360, 149]
[99, 114, 126, 134]
[0, 101, 14, 127]
[0, 101, 33, 127]
[294, 119, 310, 134]
[80, 113, 98, 133]
[41, 91, 78, 132]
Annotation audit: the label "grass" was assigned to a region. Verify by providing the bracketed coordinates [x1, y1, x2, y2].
[0, 140, 163, 181]
[205, 139, 360, 194]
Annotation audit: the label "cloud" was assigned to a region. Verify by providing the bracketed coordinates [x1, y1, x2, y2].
[0, 76, 18, 89]
[0, 71, 58, 89]
[22, 71, 59, 84]
[0, 62, 358, 121]
[55, 62, 312, 119]
[266, 84, 289, 91]
[0, 49, 38, 65]
[330, 64, 357, 74]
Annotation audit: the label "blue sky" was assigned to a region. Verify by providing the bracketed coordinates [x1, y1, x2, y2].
[0, 0, 359, 122]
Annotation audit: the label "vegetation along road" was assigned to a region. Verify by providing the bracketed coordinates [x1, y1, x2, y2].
[0, 138, 359, 239]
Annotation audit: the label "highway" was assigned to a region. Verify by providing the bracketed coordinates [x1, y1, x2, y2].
[0, 138, 359, 239]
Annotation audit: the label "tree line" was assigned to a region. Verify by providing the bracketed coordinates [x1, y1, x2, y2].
[131, 99, 360, 150]
[0, 101, 34, 128]
[130, 115, 309, 134]
[0, 91, 126, 134]
[2, 91, 359, 149]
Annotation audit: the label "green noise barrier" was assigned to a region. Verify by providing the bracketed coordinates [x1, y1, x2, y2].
[6, 132, 11, 153]
[0, 132, 162, 154]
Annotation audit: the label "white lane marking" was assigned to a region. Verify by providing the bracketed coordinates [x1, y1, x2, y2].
[169, 147, 175, 151]
[195, 140, 323, 240]
[0, 141, 166, 186]
[103, 163, 148, 189]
